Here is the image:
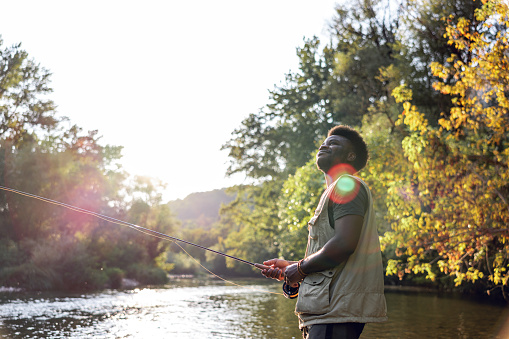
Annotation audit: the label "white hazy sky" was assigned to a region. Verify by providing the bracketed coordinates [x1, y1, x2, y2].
[0, 0, 339, 201]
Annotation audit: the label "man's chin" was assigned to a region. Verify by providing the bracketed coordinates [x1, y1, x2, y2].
[316, 158, 330, 173]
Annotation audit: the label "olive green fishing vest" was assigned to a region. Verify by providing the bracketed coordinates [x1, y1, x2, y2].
[296, 175, 388, 328]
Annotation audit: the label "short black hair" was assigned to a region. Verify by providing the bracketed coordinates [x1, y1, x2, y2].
[327, 125, 369, 172]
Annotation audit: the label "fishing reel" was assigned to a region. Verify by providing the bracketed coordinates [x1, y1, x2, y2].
[282, 282, 300, 299]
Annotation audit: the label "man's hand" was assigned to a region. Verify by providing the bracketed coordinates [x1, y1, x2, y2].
[283, 263, 303, 286]
[255, 259, 291, 281]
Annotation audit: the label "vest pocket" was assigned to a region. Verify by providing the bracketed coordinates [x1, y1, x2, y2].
[295, 272, 333, 315]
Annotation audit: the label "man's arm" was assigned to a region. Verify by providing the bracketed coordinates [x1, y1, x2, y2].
[285, 214, 363, 285]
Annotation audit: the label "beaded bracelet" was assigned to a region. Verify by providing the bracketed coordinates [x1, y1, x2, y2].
[297, 259, 308, 277]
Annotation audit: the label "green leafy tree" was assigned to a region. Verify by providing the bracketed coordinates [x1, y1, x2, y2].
[222, 0, 401, 180]
[218, 182, 282, 273]
[0, 128, 123, 241]
[0, 38, 59, 144]
[123, 176, 177, 267]
[222, 38, 336, 180]
[0, 130, 126, 290]
[0, 38, 176, 290]
[358, 113, 410, 236]
[277, 158, 324, 260]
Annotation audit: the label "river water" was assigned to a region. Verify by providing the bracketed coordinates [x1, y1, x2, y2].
[0, 278, 507, 338]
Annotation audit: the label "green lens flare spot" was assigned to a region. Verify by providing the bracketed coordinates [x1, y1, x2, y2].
[336, 176, 355, 194]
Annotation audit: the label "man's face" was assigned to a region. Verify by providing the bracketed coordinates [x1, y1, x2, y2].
[316, 135, 355, 173]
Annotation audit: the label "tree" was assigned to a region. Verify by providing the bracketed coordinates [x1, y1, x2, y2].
[0, 38, 177, 290]
[124, 176, 177, 263]
[0, 128, 123, 240]
[222, 0, 401, 180]
[385, 0, 509, 298]
[0, 128, 129, 290]
[277, 158, 324, 260]
[218, 182, 282, 273]
[0, 38, 60, 144]
[222, 38, 336, 180]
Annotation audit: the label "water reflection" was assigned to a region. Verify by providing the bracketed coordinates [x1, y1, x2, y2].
[363, 290, 509, 339]
[0, 279, 507, 338]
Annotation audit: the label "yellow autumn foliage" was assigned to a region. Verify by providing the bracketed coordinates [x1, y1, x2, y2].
[383, 0, 509, 297]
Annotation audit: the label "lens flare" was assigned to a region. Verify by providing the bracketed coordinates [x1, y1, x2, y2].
[328, 163, 360, 204]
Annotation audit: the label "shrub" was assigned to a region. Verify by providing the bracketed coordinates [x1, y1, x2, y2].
[105, 267, 125, 289]
[0, 263, 57, 291]
[127, 264, 168, 285]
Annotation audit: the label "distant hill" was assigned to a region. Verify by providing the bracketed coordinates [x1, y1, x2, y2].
[167, 188, 236, 229]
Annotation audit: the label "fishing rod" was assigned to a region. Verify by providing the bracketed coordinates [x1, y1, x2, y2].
[0, 185, 263, 268]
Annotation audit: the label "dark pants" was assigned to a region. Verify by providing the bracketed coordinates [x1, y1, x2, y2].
[302, 323, 365, 339]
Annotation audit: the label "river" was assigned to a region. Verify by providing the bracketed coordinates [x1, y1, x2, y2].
[0, 278, 507, 338]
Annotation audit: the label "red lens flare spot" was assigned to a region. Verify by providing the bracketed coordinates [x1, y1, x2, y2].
[327, 163, 360, 204]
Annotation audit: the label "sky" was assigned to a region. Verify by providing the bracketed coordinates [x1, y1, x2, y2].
[0, 0, 339, 201]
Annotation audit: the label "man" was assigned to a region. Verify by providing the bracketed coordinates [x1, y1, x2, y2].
[256, 125, 387, 339]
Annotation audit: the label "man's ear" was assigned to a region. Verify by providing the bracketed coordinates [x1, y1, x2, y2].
[347, 152, 356, 162]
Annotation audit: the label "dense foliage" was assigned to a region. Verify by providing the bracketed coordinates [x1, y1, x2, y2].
[386, 0, 509, 297]
[0, 38, 177, 291]
[216, 0, 509, 301]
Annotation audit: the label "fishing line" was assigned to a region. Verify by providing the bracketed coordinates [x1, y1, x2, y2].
[0, 185, 283, 296]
